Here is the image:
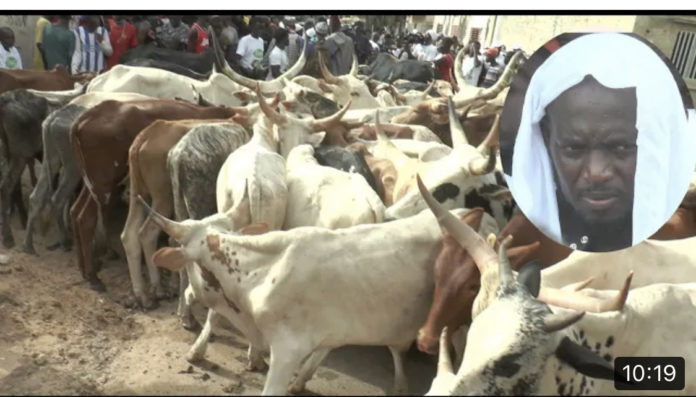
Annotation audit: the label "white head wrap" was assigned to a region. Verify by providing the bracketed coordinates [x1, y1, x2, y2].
[505, 33, 696, 248]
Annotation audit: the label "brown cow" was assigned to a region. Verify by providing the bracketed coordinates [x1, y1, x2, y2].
[0, 65, 93, 93]
[70, 99, 242, 294]
[122, 116, 248, 309]
[347, 141, 397, 206]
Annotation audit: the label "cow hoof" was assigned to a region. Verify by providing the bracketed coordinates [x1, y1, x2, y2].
[181, 316, 201, 332]
[88, 278, 107, 293]
[3, 236, 15, 249]
[46, 242, 61, 251]
[61, 239, 73, 252]
[185, 350, 204, 363]
[245, 359, 268, 372]
[22, 244, 37, 256]
[288, 381, 306, 394]
[140, 296, 159, 311]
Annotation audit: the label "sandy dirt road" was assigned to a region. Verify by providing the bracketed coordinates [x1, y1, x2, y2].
[0, 198, 438, 395]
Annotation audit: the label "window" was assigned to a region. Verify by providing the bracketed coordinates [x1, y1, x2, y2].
[671, 30, 696, 80]
[470, 27, 482, 42]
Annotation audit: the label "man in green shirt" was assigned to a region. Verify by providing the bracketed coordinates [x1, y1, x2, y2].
[39, 15, 75, 70]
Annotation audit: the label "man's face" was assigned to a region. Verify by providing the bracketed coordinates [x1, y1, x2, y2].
[542, 75, 638, 224]
[0, 31, 14, 49]
[251, 22, 263, 38]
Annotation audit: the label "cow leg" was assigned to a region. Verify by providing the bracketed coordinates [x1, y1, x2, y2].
[120, 193, 154, 310]
[12, 183, 28, 229]
[0, 157, 26, 248]
[185, 308, 219, 362]
[289, 348, 330, 394]
[247, 343, 268, 372]
[50, 170, 81, 251]
[75, 192, 105, 292]
[179, 282, 199, 331]
[23, 163, 51, 254]
[388, 345, 409, 395]
[28, 160, 37, 187]
[70, 187, 90, 279]
[139, 197, 175, 300]
[262, 340, 313, 395]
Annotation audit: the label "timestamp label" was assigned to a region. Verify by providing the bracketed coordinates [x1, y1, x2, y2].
[614, 357, 685, 390]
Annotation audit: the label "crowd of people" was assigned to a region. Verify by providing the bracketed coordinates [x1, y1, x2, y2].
[0, 14, 522, 87]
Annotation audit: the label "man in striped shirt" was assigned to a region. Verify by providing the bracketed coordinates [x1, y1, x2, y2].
[71, 15, 113, 74]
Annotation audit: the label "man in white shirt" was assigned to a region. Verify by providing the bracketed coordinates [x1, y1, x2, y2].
[419, 35, 439, 62]
[0, 27, 22, 70]
[235, 17, 266, 79]
[267, 28, 289, 80]
[71, 15, 112, 74]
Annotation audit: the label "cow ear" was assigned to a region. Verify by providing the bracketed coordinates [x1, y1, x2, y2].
[240, 223, 269, 235]
[516, 259, 541, 297]
[508, 241, 541, 271]
[555, 336, 619, 382]
[306, 132, 326, 147]
[152, 247, 191, 272]
[281, 101, 293, 111]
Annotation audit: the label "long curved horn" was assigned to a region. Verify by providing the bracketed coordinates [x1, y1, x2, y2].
[453, 47, 466, 89]
[437, 326, 453, 376]
[138, 195, 191, 242]
[498, 235, 514, 287]
[212, 28, 308, 93]
[256, 84, 287, 125]
[538, 271, 633, 313]
[448, 96, 469, 148]
[416, 174, 497, 273]
[319, 51, 341, 85]
[478, 51, 524, 100]
[477, 113, 501, 154]
[310, 100, 352, 131]
[422, 80, 436, 99]
[350, 52, 359, 76]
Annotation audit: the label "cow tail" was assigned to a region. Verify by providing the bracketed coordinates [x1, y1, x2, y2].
[42, 114, 56, 193]
[70, 118, 107, 244]
[248, 176, 263, 227]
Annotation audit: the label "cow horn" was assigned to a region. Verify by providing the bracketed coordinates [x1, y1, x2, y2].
[319, 51, 341, 85]
[212, 28, 307, 93]
[538, 271, 633, 313]
[416, 174, 497, 273]
[437, 326, 453, 376]
[453, 47, 466, 90]
[498, 234, 514, 287]
[448, 96, 469, 148]
[256, 84, 286, 125]
[139, 195, 191, 243]
[350, 52, 359, 76]
[562, 277, 595, 292]
[422, 80, 436, 99]
[542, 311, 586, 334]
[478, 51, 525, 100]
[310, 100, 352, 132]
[477, 113, 501, 154]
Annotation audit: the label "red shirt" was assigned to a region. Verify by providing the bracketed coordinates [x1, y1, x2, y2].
[106, 19, 138, 70]
[437, 53, 454, 83]
[191, 23, 210, 54]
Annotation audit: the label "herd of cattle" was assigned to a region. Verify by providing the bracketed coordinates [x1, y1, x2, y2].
[1, 29, 695, 395]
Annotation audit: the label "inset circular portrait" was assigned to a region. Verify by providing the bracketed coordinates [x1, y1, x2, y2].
[500, 32, 696, 252]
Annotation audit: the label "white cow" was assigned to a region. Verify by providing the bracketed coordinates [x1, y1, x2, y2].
[428, 276, 696, 395]
[86, 65, 254, 106]
[380, 101, 504, 227]
[283, 144, 385, 230]
[144, 198, 495, 395]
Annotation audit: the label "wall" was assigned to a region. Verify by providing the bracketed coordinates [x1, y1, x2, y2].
[634, 15, 696, 104]
[0, 15, 41, 69]
[492, 15, 637, 53]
